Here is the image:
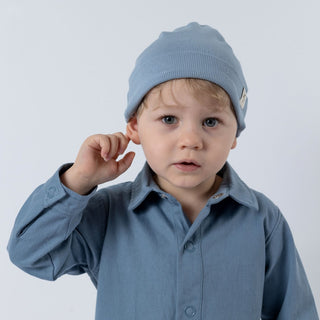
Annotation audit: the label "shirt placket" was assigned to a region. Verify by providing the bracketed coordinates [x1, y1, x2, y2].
[177, 227, 203, 320]
[159, 193, 209, 320]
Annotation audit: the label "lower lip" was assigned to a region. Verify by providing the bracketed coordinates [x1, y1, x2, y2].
[174, 163, 200, 172]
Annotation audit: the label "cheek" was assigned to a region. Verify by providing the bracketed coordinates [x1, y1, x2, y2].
[140, 125, 169, 149]
[140, 133, 170, 165]
[142, 141, 164, 159]
[209, 137, 235, 159]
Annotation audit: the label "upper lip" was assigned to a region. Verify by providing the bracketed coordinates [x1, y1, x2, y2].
[174, 159, 201, 166]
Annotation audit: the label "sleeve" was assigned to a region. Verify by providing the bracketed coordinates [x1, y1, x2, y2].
[261, 209, 319, 319]
[7, 164, 108, 287]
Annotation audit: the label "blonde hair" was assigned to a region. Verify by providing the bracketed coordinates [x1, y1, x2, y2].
[135, 78, 234, 118]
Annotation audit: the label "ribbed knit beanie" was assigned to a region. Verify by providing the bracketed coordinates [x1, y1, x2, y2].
[125, 22, 248, 137]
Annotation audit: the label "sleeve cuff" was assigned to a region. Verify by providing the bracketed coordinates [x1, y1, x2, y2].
[43, 163, 97, 208]
[58, 163, 98, 199]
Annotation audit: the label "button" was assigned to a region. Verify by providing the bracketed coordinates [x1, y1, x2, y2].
[185, 306, 196, 318]
[160, 193, 168, 199]
[212, 192, 223, 199]
[184, 240, 195, 252]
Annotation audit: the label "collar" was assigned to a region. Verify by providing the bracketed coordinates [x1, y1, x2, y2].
[128, 162, 259, 211]
[214, 163, 259, 210]
[128, 162, 162, 211]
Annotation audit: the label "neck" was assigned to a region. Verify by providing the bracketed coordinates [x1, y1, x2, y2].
[156, 175, 222, 223]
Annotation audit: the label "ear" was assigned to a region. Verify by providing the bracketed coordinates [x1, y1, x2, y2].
[126, 116, 141, 145]
[231, 137, 237, 150]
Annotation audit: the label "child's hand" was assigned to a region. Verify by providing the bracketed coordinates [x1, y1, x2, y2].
[61, 133, 135, 194]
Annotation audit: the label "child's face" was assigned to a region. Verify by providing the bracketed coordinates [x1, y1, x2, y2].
[127, 79, 237, 196]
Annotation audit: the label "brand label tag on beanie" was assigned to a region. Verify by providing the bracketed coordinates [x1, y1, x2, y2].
[240, 87, 247, 109]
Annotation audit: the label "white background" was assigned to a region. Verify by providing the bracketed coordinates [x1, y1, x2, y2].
[1, 0, 319, 318]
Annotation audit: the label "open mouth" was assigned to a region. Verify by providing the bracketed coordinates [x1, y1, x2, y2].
[174, 161, 200, 172]
[180, 161, 199, 166]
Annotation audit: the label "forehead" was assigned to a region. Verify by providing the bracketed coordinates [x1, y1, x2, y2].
[144, 79, 232, 112]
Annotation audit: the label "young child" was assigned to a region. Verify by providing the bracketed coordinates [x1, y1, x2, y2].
[8, 22, 318, 319]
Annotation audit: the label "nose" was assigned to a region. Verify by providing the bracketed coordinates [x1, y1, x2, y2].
[177, 125, 203, 150]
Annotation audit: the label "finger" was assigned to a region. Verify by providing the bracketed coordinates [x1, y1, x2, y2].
[117, 132, 130, 155]
[99, 135, 113, 161]
[107, 134, 122, 160]
[101, 134, 125, 161]
[107, 132, 129, 158]
[115, 151, 135, 175]
[125, 133, 131, 142]
[97, 133, 129, 161]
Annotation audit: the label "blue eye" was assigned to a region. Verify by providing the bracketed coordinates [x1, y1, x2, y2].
[204, 118, 218, 127]
[162, 116, 177, 124]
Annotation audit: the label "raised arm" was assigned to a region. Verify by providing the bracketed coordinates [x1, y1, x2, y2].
[7, 133, 135, 283]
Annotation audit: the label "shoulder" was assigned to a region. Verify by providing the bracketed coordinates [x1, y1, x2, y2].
[93, 181, 134, 206]
[224, 163, 281, 219]
[248, 187, 287, 242]
[251, 188, 279, 213]
[225, 163, 285, 239]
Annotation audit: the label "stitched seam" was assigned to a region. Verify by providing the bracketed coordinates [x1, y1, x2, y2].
[265, 208, 282, 247]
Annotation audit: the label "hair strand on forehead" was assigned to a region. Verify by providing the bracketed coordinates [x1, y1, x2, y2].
[134, 78, 234, 118]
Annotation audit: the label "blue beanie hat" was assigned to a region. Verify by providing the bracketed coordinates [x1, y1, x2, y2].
[125, 22, 248, 137]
